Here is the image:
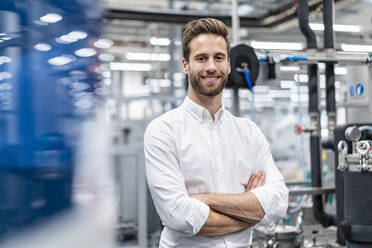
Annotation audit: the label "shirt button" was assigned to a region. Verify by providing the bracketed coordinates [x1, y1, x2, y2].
[218, 177, 223, 182]
[216, 151, 220, 156]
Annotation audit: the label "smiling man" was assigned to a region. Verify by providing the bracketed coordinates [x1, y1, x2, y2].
[144, 18, 288, 248]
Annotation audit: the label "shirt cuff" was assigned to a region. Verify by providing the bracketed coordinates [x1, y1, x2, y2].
[184, 198, 210, 236]
[250, 186, 272, 225]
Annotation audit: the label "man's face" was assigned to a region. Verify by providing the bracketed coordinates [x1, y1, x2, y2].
[182, 33, 230, 97]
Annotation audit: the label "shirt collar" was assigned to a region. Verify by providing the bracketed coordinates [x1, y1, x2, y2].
[182, 96, 225, 123]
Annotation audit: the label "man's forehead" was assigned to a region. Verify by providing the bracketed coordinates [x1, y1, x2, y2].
[189, 33, 228, 56]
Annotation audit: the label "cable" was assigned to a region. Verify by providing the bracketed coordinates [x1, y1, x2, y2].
[243, 68, 253, 92]
[243, 68, 255, 121]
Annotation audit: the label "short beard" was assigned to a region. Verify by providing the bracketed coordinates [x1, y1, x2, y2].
[189, 72, 227, 97]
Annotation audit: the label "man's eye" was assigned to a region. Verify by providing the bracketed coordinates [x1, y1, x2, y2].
[197, 57, 205, 62]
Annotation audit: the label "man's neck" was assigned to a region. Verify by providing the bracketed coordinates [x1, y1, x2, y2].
[188, 90, 222, 121]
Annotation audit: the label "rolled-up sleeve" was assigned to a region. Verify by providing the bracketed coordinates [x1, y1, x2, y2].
[144, 120, 210, 236]
[249, 124, 289, 225]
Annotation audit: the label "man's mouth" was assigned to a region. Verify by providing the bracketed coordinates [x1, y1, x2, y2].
[201, 76, 220, 83]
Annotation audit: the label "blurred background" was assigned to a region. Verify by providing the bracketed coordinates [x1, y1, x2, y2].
[1, 0, 372, 247]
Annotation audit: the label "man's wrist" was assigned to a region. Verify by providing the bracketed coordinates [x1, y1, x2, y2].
[190, 194, 210, 205]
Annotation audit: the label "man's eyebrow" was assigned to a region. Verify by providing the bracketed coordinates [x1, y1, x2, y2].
[193, 53, 208, 57]
[215, 53, 226, 57]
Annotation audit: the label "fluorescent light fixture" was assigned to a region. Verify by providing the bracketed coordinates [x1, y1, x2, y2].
[56, 35, 78, 44]
[251, 41, 303, 50]
[75, 99, 93, 109]
[102, 71, 111, 78]
[34, 43, 52, 52]
[335, 67, 347, 75]
[98, 53, 115, 62]
[294, 74, 309, 83]
[110, 62, 152, 71]
[68, 31, 87, 40]
[280, 80, 296, 89]
[0, 72, 12, 80]
[146, 79, 172, 88]
[0, 83, 11, 90]
[280, 66, 300, 71]
[291, 93, 308, 102]
[126, 52, 171, 62]
[74, 48, 96, 57]
[309, 23, 361, 33]
[268, 89, 291, 98]
[173, 72, 184, 81]
[72, 82, 90, 91]
[341, 43, 372, 53]
[48, 55, 75, 66]
[252, 85, 269, 93]
[0, 56, 12, 64]
[150, 37, 171, 46]
[40, 13, 62, 23]
[94, 39, 113, 49]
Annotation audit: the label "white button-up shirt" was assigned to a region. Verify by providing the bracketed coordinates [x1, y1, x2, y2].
[144, 96, 288, 248]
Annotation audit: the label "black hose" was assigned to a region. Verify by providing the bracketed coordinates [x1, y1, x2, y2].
[325, 63, 336, 113]
[297, 0, 317, 49]
[322, 0, 335, 49]
[307, 64, 318, 113]
[311, 136, 337, 227]
[298, 0, 337, 228]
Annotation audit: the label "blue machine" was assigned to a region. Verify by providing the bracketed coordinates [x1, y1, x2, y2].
[0, 0, 104, 241]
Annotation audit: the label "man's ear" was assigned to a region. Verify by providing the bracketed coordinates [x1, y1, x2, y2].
[182, 58, 189, 74]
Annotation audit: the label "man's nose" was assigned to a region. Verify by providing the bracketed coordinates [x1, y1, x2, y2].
[206, 58, 217, 72]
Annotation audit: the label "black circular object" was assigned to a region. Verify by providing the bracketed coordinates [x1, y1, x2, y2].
[226, 44, 259, 89]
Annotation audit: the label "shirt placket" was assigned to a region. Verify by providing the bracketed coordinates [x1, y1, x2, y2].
[211, 121, 225, 193]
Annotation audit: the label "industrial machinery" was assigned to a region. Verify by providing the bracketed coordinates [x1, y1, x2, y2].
[0, 0, 115, 247]
[335, 125, 372, 247]
[226, 0, 372, 247]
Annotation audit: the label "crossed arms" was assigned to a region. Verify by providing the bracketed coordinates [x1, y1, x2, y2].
[191, 172, 266, 236]
[144, 120, 288, 237]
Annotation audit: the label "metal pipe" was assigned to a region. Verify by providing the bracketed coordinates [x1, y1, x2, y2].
[297, 0, 337, 228]
[323, 0, 336, 142]
[231, 0, 240, 117]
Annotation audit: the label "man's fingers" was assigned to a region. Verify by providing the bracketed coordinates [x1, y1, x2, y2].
[246, 174, 255, 191]
[252, 173, 260, 188]
[257, 171, 266, 186]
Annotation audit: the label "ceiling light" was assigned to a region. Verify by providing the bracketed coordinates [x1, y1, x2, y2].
[251, 41, 303, 51]
[150, 37, 171, 46]
[280, 80, 296, 89]
[126, 52, 171, 62]
[34, 43, 52, 52]
[74, 48, 96, 57]
[0, 72, 12, 80]
[309, 23, 361, 33]
[40, 13, 62, 23]
[48, 55, 75, 66]
[280, 66, 300, 71]
[341, 43, 372, 53]
[0, 56, 12, 64]
[98, 53, 115, 62]
[94, 39, 113, 49]
[335, 67, 347, 75]
[68, 31, 87, 40]
[294, 74, 309, 83]
[110, 62, 152, 71]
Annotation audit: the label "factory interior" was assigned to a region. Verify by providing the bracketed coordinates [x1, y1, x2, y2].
[1, 0, 372, 247]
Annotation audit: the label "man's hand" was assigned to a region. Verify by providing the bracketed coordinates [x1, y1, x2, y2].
[246, 171, 266, 192]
